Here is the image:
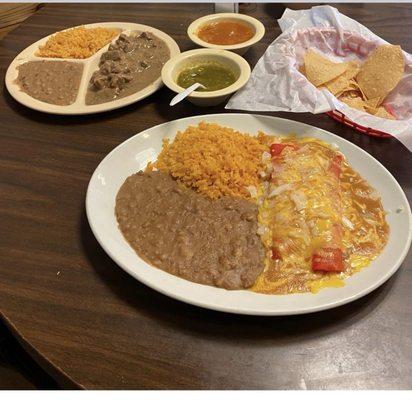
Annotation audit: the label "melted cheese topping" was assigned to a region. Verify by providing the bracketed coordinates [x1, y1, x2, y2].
[252, 135, 389, 294]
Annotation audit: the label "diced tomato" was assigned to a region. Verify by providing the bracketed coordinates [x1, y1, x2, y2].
[328, 153, 343, 179]
[269, 143, 297, 157]
[312, 247, 344, 272]
[271, 247, 282, 261]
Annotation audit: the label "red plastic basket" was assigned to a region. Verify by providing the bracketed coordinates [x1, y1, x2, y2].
[326, 110, 392, 138]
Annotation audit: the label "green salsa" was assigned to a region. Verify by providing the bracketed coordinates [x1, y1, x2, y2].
[177, 62, 237, 92]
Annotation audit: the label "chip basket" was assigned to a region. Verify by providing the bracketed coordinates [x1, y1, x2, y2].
[326, 110, 392, 138]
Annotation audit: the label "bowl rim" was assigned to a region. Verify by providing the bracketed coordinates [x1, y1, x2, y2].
[187, 12, 265, 50]
[161, 48, 251, 98]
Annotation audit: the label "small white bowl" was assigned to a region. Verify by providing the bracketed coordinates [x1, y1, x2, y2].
[187, 13, 265, 56]
[161, 48, 251, 107]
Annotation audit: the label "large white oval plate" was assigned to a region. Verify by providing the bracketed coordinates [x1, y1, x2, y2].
[86, 114, 412, 315]
[5, 22, 180, 115]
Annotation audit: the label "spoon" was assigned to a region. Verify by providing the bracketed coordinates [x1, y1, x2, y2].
[169, 82, 206, 106]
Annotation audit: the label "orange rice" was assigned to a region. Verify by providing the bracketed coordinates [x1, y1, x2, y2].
[36, 26, 119, 59]
[147, 122, 265, 199]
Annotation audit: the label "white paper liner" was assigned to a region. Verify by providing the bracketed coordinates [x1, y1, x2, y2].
[226, 5, 412, 151]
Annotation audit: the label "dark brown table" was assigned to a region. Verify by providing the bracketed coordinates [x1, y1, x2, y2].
[0, 3, 411, 389]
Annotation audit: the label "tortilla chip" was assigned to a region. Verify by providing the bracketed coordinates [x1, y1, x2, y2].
[348, 90, 361, 98]
[354, 82, 367, 100]
[339, 90, 358, 99]
[373, 106, 395, 120]
[304, 50, 348, 87]
[339, 95, 366, 112]
[365, 97, 381, 108]
[335, 78, 364, 97]
[298, 64, 306, 75]
[326, 61, 361, 96]
[345, 60, 361, 79]
[343, 79, 367, 99]
[339, 92, 396, 119]
[363, 97, 381, 113]
[326, 75, 351, 96]
[357, 45, 404, 101]
[334, 81, 360, 98]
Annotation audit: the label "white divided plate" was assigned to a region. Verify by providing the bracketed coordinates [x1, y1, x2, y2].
[86, 114, 412, 315]
[5, 22, 180, 115]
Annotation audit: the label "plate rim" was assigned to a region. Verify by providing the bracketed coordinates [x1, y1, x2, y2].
[85, 113, 412, 315]
[5, 21, 180, 115]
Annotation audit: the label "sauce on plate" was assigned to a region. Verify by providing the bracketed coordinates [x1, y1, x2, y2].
[197, 20, 254, 45]
[252, 135, 389, 295]
[86, 31, 170, 105]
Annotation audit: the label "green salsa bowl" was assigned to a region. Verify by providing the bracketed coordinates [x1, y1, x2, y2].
[161, 48, 251, 107]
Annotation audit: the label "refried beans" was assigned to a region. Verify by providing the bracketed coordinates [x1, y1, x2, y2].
[115, 171, 265, 290]
[16, 60, 83, 105]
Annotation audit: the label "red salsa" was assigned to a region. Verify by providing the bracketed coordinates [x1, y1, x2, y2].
[197, 20, 254, 45]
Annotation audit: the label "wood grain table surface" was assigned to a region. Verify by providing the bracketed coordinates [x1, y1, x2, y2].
[0, 318, 58, 388]
[0, 3, 411, 389]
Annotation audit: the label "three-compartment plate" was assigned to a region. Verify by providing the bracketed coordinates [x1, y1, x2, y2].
[86, 113, 412, 315]
[5, 22, 180, 115]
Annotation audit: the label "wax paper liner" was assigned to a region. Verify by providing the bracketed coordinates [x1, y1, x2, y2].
[226, 5, 412, 151]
